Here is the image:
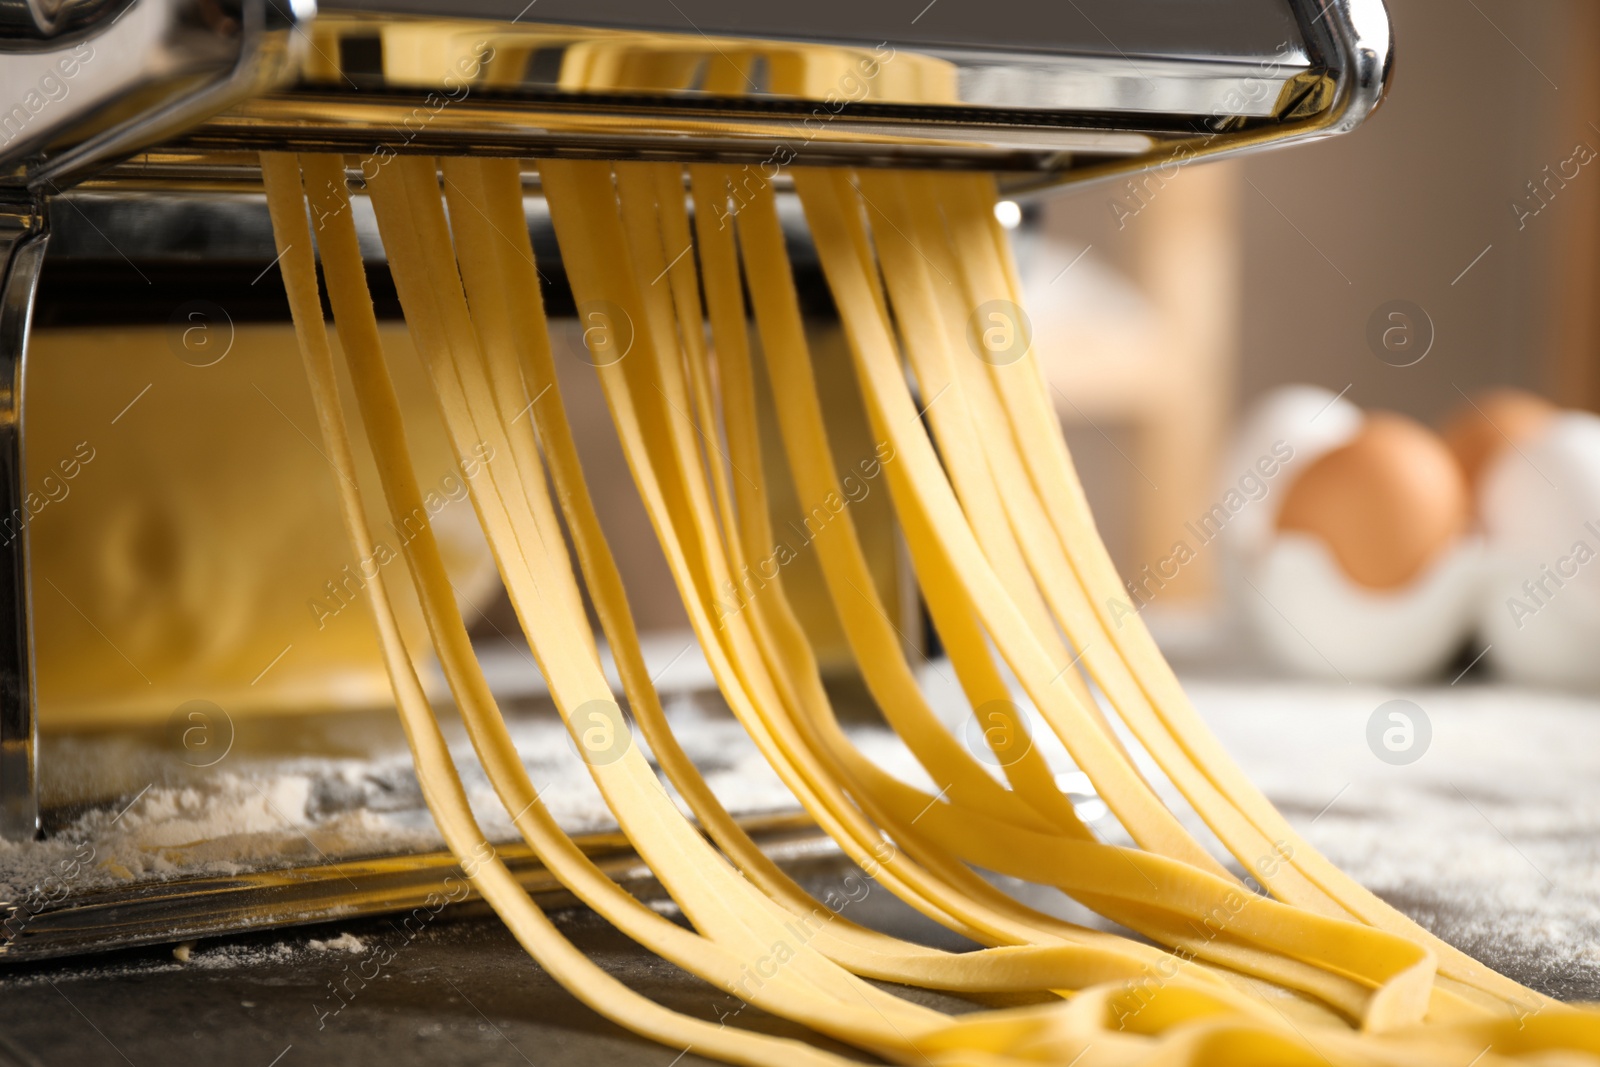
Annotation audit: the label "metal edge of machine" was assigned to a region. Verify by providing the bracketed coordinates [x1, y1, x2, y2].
[0, 0, 315, 846]
[0, 0, 1392, 957]
[0, 812, 831, 962]
[137, 0, 1392, 184]
[1002, 0, 1393, 194]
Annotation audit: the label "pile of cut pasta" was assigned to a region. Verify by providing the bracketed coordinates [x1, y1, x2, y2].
[260, 151, 1599, 1066]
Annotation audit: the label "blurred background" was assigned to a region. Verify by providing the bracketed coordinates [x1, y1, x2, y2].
[459, 0, 1600, 695]
[13, 0, 1600, 1032]
[1012, 0, 1600, 686]
[30, 0, 1600, 725]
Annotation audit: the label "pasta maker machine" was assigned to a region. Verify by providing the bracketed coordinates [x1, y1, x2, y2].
[0, 0, 1392, 960]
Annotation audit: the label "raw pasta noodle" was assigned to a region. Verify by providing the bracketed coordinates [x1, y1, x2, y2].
[258, 150, 1600, 1065]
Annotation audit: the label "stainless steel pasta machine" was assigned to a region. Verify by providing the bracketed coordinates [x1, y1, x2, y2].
[0, 0, 1392, 959]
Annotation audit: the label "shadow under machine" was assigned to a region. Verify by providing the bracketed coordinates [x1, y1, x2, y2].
[0, 0, 1391, 960]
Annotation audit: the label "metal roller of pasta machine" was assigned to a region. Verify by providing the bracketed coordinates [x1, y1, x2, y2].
[0, 0, 1392, 960]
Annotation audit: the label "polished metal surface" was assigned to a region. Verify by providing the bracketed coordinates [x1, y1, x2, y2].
[0, 0, 121, 37]
[0, 813, 830, 963]
[161, 0, 1387, 185]
[0, 0, 61, 36]
[315, 0, 1317, 118]
[343, 0, 1313, 71]
[1004, 0, 1394, 192]
[0, 0, 1396, 949]
[0, 0, 311, 847]
[5, 686, 1596, 1065]
[39, 175, 814, 269]
[0, 0, 1393, 184]
[0, 198, 42, 844]
[187, 91, 1152, 173]
[0, 0, 310, 190]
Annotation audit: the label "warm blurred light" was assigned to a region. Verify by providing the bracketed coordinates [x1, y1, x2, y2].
[994, 200, 1022, 229]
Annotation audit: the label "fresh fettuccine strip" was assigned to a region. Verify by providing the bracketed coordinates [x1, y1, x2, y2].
[600, 162, 1420, 1035]
[358, 155, 994, 1053]
[604, 167, 1369, 1017]
[540, 157, 1093, 950]
[261, 151, 876, 1067]
[306, 150, 1272, 1062]
[922, 170, 1545, 1011]
[538, 156, 1397, 1039]
[257, 148, 1600, 1066]
[445, 154, 1173, 998]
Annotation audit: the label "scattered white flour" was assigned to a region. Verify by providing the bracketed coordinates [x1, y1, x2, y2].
[0, 939, 299, 985]
[307, 932, 365, 954]
[0, 642, 872, 908]
[0, 686, 812, 903]
[908, 660, 1600, 997]
[0, 763, 442, 897]
[183, 941, 298, 970]
[3, 643, 1596, 998]
[1183, 676, 1600, 997]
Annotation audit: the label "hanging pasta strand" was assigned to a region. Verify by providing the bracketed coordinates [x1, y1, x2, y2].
[256, 145, 1600, 1066]
[451, 154, 1180, 999]
[922, 169, 1547, 1013]
[261, 151, 879, 1067]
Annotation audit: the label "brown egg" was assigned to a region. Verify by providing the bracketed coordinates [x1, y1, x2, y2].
[1440, 387, 1557, 495]
[1277, 413, 1468, 589]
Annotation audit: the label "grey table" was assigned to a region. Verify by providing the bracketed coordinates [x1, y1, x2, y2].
[1, 673, 1595, 1065]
